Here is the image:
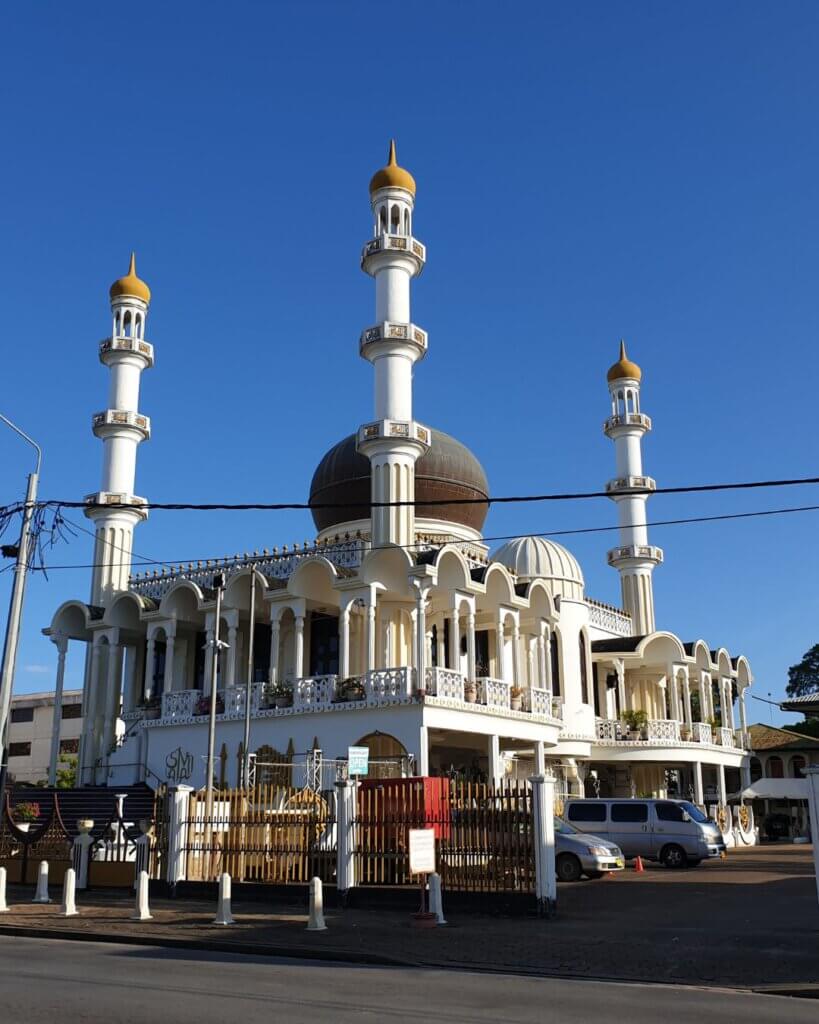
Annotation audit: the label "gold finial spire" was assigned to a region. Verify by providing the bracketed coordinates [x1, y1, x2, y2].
[369, 139, 416, 197]
[607, 338, 642, 383]
[110, 251, 151, 304]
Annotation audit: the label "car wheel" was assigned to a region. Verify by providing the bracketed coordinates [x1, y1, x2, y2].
[660, 843, 687, 869]
[585, 870, 605, 880]
[556, 853, 583, 882]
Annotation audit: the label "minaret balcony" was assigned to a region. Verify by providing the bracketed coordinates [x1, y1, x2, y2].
[360, 321, 428, 359]
[605, 475, 656, 495]
[607, 544, 663, 567]
[603, 412, 651, 436]
[92, 409, 151, 441]
[361, 233, 426, 275]
[99, 335, 154, 368]
[84, 491, 149, 521]
[356, 419, 431, 453]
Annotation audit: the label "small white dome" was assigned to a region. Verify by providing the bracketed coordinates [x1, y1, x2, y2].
[491, 536, 585, 600]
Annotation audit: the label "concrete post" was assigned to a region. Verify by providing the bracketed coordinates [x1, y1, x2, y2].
[335, 779, 357, 897]
[488, 734, 502, 784]
[60, 867, 78, 917]
[418, 725, 429, 776]
[213, 872, 235, 925]
[33, 860, 50, 903]
[428, 871, 446, 924]
[307, 877, 327, 931]
[534, 739, 545, 775]
[167, 785, 193, 885]
[803, 766, 819, 906]
[530, 774, 557, 917]
[0, 866, 8, 912]
[131, 869, 152, 921]
[72, 825, 95, 889]
[134, 832, 152, 889]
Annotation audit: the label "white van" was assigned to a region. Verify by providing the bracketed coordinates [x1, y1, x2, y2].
[564, 799, 725, 868]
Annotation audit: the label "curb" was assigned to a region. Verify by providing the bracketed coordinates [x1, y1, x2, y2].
[0, 924, 420, 969]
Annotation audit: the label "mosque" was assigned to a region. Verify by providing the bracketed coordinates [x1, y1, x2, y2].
[45, 142, 754, 812]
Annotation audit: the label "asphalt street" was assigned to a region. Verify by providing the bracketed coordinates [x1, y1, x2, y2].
[0, 936, 813, 1024]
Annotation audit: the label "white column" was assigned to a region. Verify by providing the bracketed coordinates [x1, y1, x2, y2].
[693, 761, 704, 806]
[738, 687, 748, 743]
[202, 628, 214, 695]
[466, 611, 476, 681]
[495, 618, 505, 681]
[717, 763, 727, 807]
[144, 635, 156, 700]
[122, 644, 138, 712]
[163, 631, 176, 694]
[269, 617, 280, 686]
[487, 734, 502, 784]
[338, 605, 351, 679]
[101, 642, 123, 772]
[366, 603, 376, 672]
[294, 615, 305, 679]
[48, 636, 69, 786]
[418, 725, 429, 776]
[449, 607, 460, 671]
[534, 739, 545, 775]
[530, 773, 557, 916]
[682, 671, 692, 727]
[166, 786, 193, 884]
[335, 779, 357, 894]
[537, 626, 547, 689]
[414, 588, 427, 690]
[225, 626, 237, 687]
[80, 641, 103, 783]
[511, 623, 521, 686]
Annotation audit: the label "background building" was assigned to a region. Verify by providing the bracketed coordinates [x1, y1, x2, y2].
[6, 689, 83, 785]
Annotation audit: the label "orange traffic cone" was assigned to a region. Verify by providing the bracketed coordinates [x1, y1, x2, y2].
[634, 855, 645, 873]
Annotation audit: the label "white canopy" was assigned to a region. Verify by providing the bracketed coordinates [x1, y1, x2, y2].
[741, 778, 809, 800]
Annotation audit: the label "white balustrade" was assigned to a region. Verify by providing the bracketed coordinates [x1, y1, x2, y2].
[478, 677, 510, 709]
[691, 722, 713, 744]
[294, 675, 338, 710]
[161, 690, 197, 722]
[424, 667, 465, 699]
[551, 697, 564, 720]
[596, 717, 620, 741]
[646, 719, 681, 742]
[364, 667, 414, 700]
[717, 726, 735, 748]
[530, 688, 553, 717]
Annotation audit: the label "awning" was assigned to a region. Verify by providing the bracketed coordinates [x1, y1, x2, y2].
[741, 778, 809, 800]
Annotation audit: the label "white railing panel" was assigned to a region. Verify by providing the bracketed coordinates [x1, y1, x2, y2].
[294, 675, 338, 710]
[424, 667, 465, 700]
[529, 688, 553, 716]
[596, 717, 620, 741]
[718, 726, 735, 748]
[365, 667, 414, 701]
[161, 689, 197, 722]
[647, 719, 681, 742]
[477, 677, 510, 709]
[692, 722, 713, 744]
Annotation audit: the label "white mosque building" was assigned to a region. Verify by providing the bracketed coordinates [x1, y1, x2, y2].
[45, 142, 753, 811]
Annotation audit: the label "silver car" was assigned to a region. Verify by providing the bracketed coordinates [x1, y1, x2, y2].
[555, 816, 625, 882]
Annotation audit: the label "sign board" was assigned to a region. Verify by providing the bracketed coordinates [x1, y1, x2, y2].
[347, 745, 369, 776]
[409, 827, 436, 875]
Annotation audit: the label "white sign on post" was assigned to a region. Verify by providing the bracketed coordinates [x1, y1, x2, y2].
[409, 827, 436, 875]
[347, 746, 369, 776]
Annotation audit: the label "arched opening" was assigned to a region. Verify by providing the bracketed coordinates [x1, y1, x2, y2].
[390, 204, 400, 233]
[791, 755, 807, 778]
[767, 755, 784, 779]
[551, 630, 562, 698]
[750, 757, 762, 783]
[123, 310, 133, 338]
[579, 631, 591, 705]
[354, 731, 409, 778]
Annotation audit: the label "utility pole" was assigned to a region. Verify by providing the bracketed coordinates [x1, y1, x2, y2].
[242, 567, 259, 788]
[204, 573, 225, 804]
[0, 414, 41, 810]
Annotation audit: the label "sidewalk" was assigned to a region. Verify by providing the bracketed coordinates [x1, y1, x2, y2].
[1, 845, 817, 989]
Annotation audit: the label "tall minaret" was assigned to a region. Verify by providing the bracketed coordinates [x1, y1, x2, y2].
[357, 141, 430, 548]
[85, 254, 153, 605]
[604, 341, 662, 634]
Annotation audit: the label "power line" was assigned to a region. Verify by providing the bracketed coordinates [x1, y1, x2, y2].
[23, 501, 819, 572]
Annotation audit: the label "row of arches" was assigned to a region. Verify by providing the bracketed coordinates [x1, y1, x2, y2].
[113, 308, 145, 339]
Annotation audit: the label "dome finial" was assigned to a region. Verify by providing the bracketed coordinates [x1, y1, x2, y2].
[369, 139, 416, 197]
[607, 338, 642, 383]
[110, 251, 151, 304]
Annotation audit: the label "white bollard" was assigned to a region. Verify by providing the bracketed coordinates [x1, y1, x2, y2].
[306, 876, 327, 931]
[61, 868, 78, 917]
[131, 870, 153, 921]
[0, 866, 8, 913]
[428, 872, 446, 925]
[32, 860, 51, 904]
[213, 872, 235, 926]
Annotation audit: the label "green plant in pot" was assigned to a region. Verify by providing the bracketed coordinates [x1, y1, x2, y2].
[14, 801, 40, 831]
[509, 686, 523, 711]
[337, 676, 365, 702]
[620, 708, 648, 739]
[269, 681, 293, 708]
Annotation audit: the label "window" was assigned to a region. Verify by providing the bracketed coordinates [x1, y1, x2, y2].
[550, 633, 561, 697]
[791, 756, 806, 778]
[567, 802, 606, 823]
[59, 738, 79, 754]
[611, 802, 648, 823]
[10, 707, 34, 723]
[767, 756, 784, 779]
[8, 742, 31, 758]
[62, 703, 82, 720]
[655, 801, 686, 823]
[579, 633, 590, 704]
[750, 757, 763, 783]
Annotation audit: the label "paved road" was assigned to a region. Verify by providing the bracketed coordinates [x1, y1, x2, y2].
[0, 936, 813, 1023]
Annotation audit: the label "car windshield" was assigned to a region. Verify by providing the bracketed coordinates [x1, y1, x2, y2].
[677, 800, 709, 823]
[554, 817, 577, 835]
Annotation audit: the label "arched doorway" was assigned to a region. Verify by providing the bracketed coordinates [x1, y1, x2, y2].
[354, 732, 410, 778]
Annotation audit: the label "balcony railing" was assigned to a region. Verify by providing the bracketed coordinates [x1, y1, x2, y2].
[717, 726, 736, 748]
[424, 667, 465, 700]
[646, 719, 681, 742]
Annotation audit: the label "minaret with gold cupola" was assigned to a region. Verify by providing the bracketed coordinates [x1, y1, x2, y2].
[604, 341, 662, 634]
[85, 254, 153, 606]
[357, 141, 430, 548]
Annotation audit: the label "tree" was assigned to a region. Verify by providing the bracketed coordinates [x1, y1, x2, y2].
[782, 719, 819, 739]
[786, 644, 819, 698]
[55, 754, 77, 789]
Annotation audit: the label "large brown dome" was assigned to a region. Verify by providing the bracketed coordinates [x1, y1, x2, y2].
[309, 429, 490, 534]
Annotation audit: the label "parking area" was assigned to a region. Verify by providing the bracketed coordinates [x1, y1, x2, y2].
[0, 845, 816, 988]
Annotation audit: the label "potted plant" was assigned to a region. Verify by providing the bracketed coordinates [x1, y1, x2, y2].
[195, 693, 224, 716]
[336, 676, 365, 702]
[14, 801, 40, 832]
[679, 723, 692, 742]
[270, 682, 293, 709]
[463, 680, 478, 703]
[620, 709, 648, 740]
[140, 695, 162, 719]
[509, 686, 523, 712]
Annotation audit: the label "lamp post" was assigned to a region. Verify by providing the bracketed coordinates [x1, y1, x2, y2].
[204, 573, 226, 803]
[242, 567, 261, 788]
[0, 414, 41, 809]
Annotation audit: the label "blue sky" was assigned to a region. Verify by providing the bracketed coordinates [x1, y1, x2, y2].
[1, 2, 818, 725]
